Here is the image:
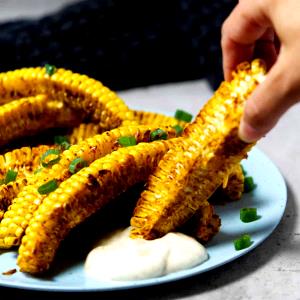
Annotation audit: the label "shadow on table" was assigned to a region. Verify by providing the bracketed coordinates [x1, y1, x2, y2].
[1, 182, 297, 300]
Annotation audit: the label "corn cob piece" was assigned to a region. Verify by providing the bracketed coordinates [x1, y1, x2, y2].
[0, 125, 177, 249]
[0, 67, 136, 130]
[0, 145, 51, 219]
[130, 59, 266, 239]
[182, 204, 221, 243]
[133, 110, 187, 127]
[69, 110, 187, 144]
[210, 164, 244, 204]
[17, 139, 178, 273]
[69, 123, 104, 144]
[0, 94, 82, 147]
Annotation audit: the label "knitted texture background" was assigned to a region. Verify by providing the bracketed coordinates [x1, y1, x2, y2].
[0, 0, 236, 90]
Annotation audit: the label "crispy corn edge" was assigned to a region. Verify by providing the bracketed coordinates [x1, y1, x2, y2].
[130, 59, 266, 239]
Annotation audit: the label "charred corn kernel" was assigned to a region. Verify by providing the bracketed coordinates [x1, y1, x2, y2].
[133, 110, 187, 128]
[69, 123, 103, 144]
[0, 125, 177, 249]
[17, 139, 178, 273]
[0, 94, 81, 147]
[130, 60, 266, 239]
[0, 67, 136, 130]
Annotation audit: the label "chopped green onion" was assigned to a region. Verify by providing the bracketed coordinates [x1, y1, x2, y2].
[37, 179, 58, 195]
[0, 169, 18, 185]
[234, 234, 253, 251]
[41, 149, 61, 167]
[117, 136, 137, 147]
[240, 208, 260, 223]
[244, 176, 256, 193]
[241, 165, 247, 175]
[69, 158, 87, 174]
[45, 64, 56, 76]
[54, 135, 71, 150]
[150, 129, 168, 141]
[174, 109, 193, 122]
[172, 124, 183, 136]
[34, 167, 43, 175]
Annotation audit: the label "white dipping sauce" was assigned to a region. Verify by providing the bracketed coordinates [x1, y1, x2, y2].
[84, 227, 208, 282]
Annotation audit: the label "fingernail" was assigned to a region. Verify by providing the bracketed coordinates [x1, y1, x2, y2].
[238, 120, 261, 143]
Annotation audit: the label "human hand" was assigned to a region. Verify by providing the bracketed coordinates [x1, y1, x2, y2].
[221, 0, 300, 142]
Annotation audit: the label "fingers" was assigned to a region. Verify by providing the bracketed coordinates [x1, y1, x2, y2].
[221, 0, 271, 80]
[239, 53, 300, 142]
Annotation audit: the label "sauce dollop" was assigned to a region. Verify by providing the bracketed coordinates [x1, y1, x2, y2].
[85, 227, 208, 281]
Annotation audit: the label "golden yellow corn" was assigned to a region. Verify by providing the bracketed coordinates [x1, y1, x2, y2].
[130, 60, 266, 239]
[0, 125, 177, 249]
[0, 95, 81, 147]
[0, 145, 50, 219]
[0, 67, 136, 130]
[17, 139, 177, 273]
[69, 123, 103, 144]
[133, 110, 187, 127]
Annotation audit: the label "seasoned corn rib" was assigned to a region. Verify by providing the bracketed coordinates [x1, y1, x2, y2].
[69, 110, 187, 144]
[0, 67, 136, 130]
[130, 60, 266, 239]
[133, 110, 187, 127]
[0, 145, 51, 219]
[17, 139, 178, 273]
[0, 125, 177, 249]
[0, 95, 82, 147]
[210, 164, 244, 203]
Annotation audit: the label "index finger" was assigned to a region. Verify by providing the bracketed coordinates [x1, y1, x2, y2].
[221, 0, 272, 80]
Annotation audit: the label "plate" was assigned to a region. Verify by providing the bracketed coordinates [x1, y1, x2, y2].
[0, 147, 287, 291]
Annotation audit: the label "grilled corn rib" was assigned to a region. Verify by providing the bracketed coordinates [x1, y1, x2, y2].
[0, 67, 136, 130]
[133, 110, 187, 127]
[0, 95, 81, 147]
[0, 145, 50, 219]
[69, 110, 187, 144]
[210, 164, 244, 203]
[17, 139, 178, 273]
[0, 125, 177, 248]
[130, 60, 266, 239]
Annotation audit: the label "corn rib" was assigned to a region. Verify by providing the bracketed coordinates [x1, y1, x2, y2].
[0, 125, 177, 249]
[0, 95, 81, 147]
[130, 60, 266, 239]
[0, 67, 136, 130]
[17, 139, 177, 273]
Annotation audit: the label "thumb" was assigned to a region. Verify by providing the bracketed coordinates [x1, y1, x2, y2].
[239, 55, 299, 142]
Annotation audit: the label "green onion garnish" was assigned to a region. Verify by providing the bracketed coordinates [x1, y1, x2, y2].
[37, 179, 58, 195]
[241, 165, 247, 175]
[240, 208, 260, 223]
[34, 167, 43, 175]
[54, 135, 71, 150]
[118, 136, 137, 147]
[174, 109, 193, 122]
[234, 234, 253, 251]
[0, 169, 18, 185]
[41, 149, 61, 167]
[45, 64, 56, 76]
[172, 124, 183, 136]
[150, 129, 168, 141]
[244, 176, 256, 193]
[69, 158, 88, 174]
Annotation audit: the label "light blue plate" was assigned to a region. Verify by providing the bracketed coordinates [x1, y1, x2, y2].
[0, 147, 287, 291]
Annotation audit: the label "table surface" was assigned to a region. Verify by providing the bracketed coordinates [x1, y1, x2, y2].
[1, 79, 299, 299]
